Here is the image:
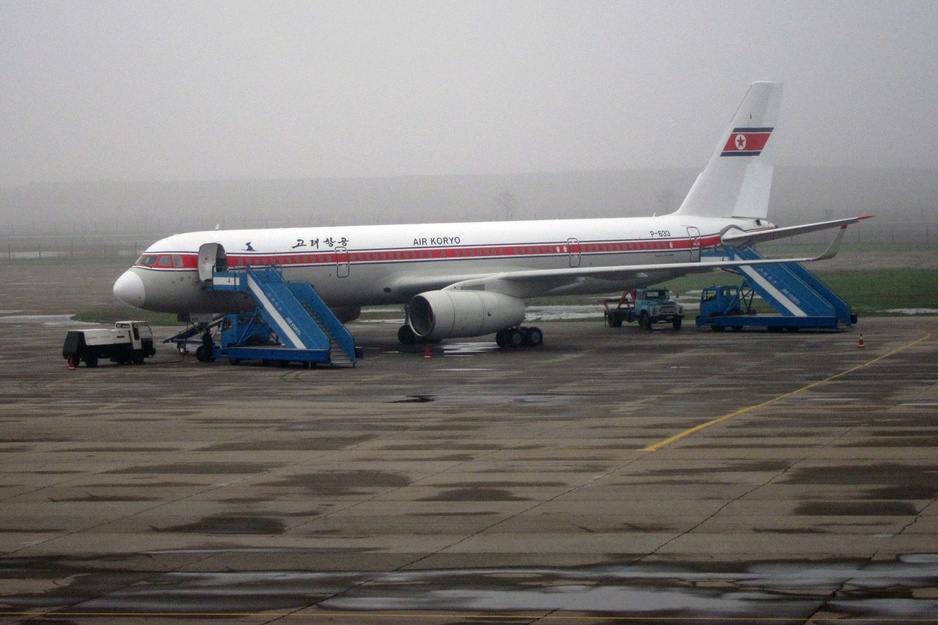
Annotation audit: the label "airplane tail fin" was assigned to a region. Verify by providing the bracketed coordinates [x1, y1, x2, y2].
[675, 82, 783, 219]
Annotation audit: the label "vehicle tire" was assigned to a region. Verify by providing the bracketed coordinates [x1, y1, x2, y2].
[626, 311, 634, 324]
[195, 345, 214, 362]
[607, 314, 622, 328]
[507, 329, 524, 348]
[132, 352, 145, 365]
[711, 325, 725, 332]
[732, 326, 743, 332]
[229, 358, 241, 366]
[672, 317, 682, 330]
[524, 327, 543, 347]
[85, 355, 98, 368]
[639, 311, 651, 330]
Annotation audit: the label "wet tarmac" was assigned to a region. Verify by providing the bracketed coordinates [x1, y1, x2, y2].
[0, 260, 936, 623]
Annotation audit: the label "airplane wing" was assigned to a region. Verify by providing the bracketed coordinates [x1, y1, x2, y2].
[391, 216, 868, 299]
[720, 215, 873, 247]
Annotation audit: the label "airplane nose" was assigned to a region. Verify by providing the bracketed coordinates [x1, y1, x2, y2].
[113, 270, 146, 307]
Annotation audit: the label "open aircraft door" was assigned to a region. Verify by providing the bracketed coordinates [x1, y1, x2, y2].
[198, 243, 227, 283]
[686, 227, 701, 262]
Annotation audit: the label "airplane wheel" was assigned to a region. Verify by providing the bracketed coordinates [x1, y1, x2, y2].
[524, 327, 543, 347]
[507, 329, 524, 348]
[495, 330, 508, 348]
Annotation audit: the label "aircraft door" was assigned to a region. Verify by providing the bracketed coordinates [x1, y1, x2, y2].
[198, 243, 227, 282]
[335, 247, 350, 278]
[567, 238, 581, 268]
[686, 227, 701, 262]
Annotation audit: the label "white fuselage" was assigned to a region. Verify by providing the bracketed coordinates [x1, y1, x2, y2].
[114, 213, 762, 316]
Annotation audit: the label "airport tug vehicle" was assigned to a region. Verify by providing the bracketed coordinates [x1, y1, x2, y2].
[62, 321, 156, 367]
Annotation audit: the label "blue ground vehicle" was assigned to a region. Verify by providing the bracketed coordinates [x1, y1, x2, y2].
[698, 284, 753, 332]
[602, 288, 684, 330]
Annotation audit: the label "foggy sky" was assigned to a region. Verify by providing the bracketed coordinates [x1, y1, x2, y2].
[3, 1, 938, 187]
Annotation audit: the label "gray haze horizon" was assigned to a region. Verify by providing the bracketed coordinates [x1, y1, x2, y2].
[3, 1, 938, 189]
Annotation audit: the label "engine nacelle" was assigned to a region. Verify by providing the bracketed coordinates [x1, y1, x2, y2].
[408, 290, 526, 340]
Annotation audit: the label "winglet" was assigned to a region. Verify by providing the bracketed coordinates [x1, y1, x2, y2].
[813, 223, 849, 261]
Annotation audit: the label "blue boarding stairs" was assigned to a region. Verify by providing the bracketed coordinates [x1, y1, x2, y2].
[209, 266, 361, 366]
[697, 246, 856, 331]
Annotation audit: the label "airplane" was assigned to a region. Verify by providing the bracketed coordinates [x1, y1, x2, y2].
[113, 81, 870, 348]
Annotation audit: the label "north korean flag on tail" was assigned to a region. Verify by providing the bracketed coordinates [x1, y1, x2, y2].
[721, 127, 773, 157]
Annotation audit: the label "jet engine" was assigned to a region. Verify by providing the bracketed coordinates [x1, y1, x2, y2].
[407, 290, 526, 340]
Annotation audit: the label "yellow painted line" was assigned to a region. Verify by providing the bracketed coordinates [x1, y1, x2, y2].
[643, 332, 932, 452]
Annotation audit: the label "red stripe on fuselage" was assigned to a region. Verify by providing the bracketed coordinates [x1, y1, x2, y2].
[134, 235, 723, 271]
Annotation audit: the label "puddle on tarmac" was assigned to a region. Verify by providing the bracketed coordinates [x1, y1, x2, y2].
[0, 314, 84, 326]
[10, 557, 936, 618]
[387, 391, 589, 407]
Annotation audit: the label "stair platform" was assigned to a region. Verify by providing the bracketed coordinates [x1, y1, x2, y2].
[208, 266, 360, 366]
[696, 247, 856, 331]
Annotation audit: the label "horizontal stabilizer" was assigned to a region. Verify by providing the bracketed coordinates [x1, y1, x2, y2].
[721, 215, 873, 248]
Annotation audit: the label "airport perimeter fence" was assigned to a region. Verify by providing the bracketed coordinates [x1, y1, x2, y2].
[0, 220, 936, 260]
[0, 235, 156, 260]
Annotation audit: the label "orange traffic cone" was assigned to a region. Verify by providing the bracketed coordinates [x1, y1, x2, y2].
[424, 344, 432, 359]
[858, 334, 865, 349]
[68, 355, 76, 370]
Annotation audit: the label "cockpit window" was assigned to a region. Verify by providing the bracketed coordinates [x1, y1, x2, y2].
[157, 255, 173, 267]
[136, 255, 158, 266]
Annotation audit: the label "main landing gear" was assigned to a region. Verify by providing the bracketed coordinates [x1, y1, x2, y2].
[396, 324, 544, 348]
[495, 326, 543, 348]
